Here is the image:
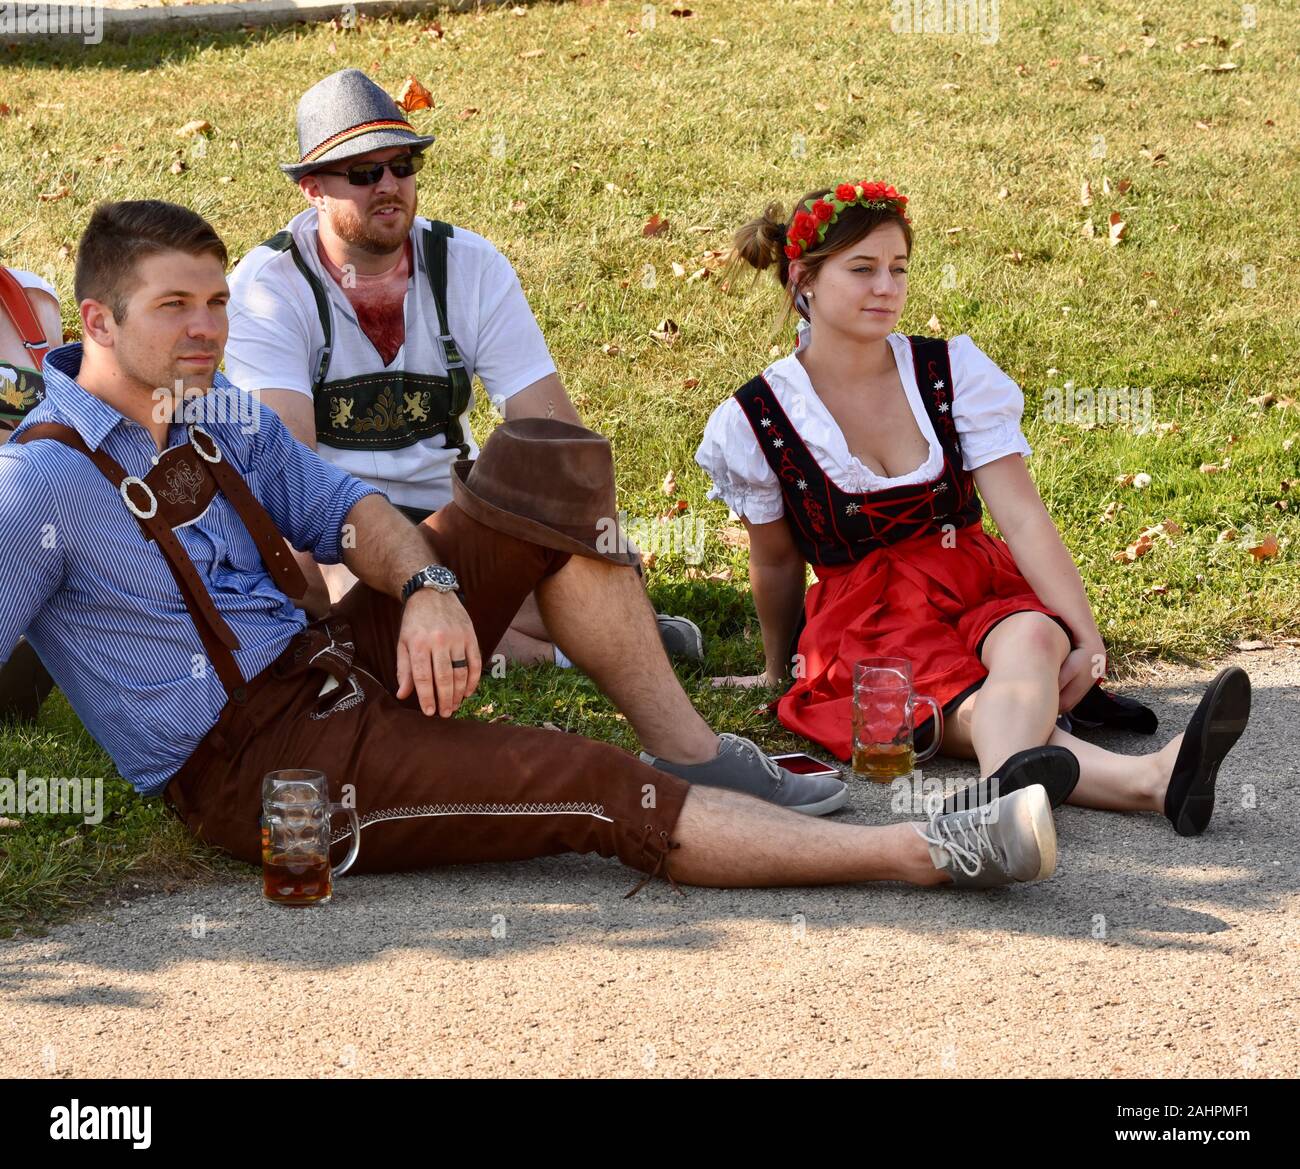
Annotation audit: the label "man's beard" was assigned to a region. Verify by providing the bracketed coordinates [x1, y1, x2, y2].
[329, 198, 414, 255]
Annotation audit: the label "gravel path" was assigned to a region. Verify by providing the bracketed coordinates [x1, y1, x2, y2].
[2, 649, 1296, 1078]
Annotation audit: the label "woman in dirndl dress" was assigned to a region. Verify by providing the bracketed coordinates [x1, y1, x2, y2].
[698, 180, 1249, 835]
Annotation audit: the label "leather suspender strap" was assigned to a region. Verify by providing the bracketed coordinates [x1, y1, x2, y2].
[195, 431, 308, 601]
[421, 220, 472, 458]
[0, 266, 51, 371]
[14, 422, 302, 702]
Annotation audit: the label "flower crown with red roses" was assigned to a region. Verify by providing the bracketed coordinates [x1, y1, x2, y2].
[783, 181, 910, 261]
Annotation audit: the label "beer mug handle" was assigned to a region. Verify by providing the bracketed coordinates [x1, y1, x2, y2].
[913, 696, 944, 763]
[328, 802, 362, 877]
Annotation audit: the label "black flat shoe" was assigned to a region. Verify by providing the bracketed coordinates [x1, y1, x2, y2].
[1164, 667, 1251, 837]
[942, 746, 1080, 814]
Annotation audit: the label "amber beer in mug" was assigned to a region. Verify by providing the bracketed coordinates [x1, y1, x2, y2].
[261, 770, 361, 906]
[851, 658, 943, 781]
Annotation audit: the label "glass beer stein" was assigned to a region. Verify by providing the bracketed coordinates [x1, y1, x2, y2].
[851, 658, 944, 782]
[260, 770, 361, 907]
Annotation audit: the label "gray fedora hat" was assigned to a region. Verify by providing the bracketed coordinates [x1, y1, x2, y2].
[281, 69, 435, 181]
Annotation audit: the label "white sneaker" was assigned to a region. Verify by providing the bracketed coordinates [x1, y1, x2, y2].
[916, 784, 1057, 888]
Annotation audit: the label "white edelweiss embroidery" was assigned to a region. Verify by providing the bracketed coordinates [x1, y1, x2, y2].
[796, 478, 808, 491]
[845, 502, 860, 515]
[937, 402, 950, 414]
[933, 482, 949, 493]
[771, 437, 784, 448]
[933, 379, 946, 390]
[759, 417, 773, 428]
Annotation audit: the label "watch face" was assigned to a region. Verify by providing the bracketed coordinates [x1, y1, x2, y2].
[427, 565, 458, 590]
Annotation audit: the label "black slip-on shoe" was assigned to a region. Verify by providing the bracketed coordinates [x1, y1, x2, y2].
[1164, 667, 1251, 837]
[942, 746, 1080, 815]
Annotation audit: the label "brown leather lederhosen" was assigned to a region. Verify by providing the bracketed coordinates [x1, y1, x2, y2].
[16, 421, 690, 893]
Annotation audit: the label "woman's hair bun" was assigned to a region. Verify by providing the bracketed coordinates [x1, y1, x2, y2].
[731, 201, 788, 272]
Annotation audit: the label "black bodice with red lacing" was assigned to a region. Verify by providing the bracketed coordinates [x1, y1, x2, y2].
[733, 336, 982, 568]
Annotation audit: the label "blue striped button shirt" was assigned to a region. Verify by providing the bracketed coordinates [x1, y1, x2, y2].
[0, 343, 383, 795]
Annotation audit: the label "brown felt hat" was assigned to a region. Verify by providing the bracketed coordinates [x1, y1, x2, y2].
[451, 418, 639, 567]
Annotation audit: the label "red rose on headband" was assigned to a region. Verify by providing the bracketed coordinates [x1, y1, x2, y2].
[835, 183, 858, 201]
[785, 243, 802, 259]
[811, 199, 834, 222]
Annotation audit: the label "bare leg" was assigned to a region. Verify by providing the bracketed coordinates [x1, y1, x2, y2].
[940, 612, 1180, 812]
[670, 784, 949, 887]
[534, 553, 718, 763]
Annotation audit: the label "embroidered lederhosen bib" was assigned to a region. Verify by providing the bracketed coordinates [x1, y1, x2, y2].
[734, 336, 982, 568]
[14, 422, 307, 702]
[260, 221, 472, 458]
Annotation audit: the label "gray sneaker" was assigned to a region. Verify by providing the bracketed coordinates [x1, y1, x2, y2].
[640, 731, 848, 816]
[916, 784, 1057, 888]
[655, 614, 704, 661]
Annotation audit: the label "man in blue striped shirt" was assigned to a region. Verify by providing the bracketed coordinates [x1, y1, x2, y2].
[0, 200, 1060, 894]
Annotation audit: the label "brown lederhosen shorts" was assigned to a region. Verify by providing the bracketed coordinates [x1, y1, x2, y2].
[162, 501, 691, 894]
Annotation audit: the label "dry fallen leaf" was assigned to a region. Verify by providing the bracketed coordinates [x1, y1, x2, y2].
[926, 314, 942, 334]
[1199, 462, 1224, 474]
[1234, 640, 1271, 651]
[643, 213, 670, 238]
[1080, 179, 1093, 207]
[682, 377, 699, 389]
[671, 260, 687, 278]
[1108, 212, 1127, 246]
[650, 318, 680, 345]
[175, 119, 212, 138]
[455, 107, 480, 121]
[395, 76, 434, 113]
[1246, 534, 1279, 561]
[706, 568, 733, 581]
[601, 343, 620, 356]
[1218, 528, 1239, 543]
[39, 185, 71, 201]
[518, 48, 546, 60]
[662, 470, 678, 496]
[1100, 502, 1122, 523]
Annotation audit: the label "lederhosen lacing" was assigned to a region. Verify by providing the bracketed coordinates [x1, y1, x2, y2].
[733, 336, 982, 568]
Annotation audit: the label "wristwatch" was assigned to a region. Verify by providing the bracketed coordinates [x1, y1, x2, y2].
[401, 563, 461, 603]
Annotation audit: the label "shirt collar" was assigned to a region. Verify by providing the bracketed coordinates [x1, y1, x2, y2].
[36, 341, 235, 452]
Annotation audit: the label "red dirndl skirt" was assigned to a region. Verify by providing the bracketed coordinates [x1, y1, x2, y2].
[775, 524, 1071, 761]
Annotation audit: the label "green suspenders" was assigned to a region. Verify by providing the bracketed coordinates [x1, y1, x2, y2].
[258, 221, 472, 456]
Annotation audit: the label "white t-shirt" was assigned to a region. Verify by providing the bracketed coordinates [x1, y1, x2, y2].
[224, 208, 557, 512]
[695, 333, 1032, 524]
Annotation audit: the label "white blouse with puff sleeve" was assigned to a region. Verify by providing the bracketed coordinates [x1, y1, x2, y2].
[695, 332, 1032, 524]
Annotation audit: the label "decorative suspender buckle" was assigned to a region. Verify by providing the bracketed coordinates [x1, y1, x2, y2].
[120, 476, 158, 520]
[188, 424, 222, 464]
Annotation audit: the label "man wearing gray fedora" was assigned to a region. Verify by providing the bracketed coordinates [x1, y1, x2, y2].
[226, 68, 702, 671]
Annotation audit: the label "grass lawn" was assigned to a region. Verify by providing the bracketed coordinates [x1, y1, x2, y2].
[0, 0, 1296, 933]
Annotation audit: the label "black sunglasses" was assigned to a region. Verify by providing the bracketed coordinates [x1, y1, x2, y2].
[314, 152, 426, 186]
